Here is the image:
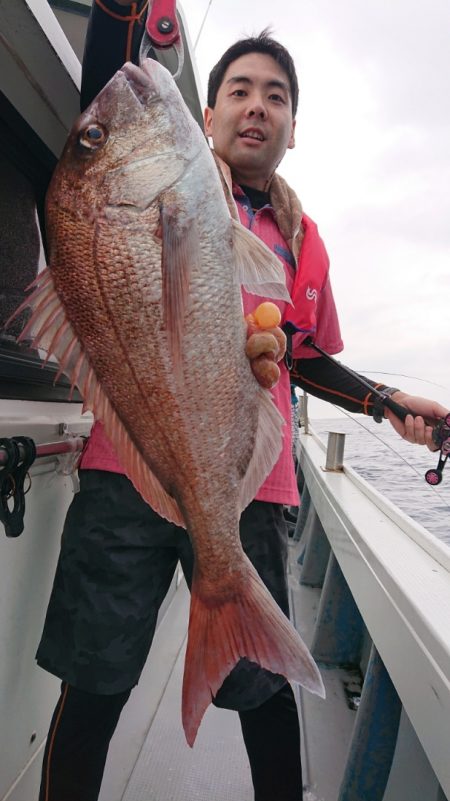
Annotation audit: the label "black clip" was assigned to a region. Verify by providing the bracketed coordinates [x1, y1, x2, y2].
[283, 324, 296, 371]
[0, 436, 37, 537]
[372, 397, 386, 424]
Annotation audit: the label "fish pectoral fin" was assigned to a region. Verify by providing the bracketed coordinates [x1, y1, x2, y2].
[238, 388, 285, 513]
[9, 268, 186, 528]
[104, 153, 186, 210]
[161, 206, 198, 372]
[231, 219, 292, 303]
[182, 557, 325, 747]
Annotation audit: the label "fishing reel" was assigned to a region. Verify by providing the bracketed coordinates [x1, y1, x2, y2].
[424, 414, 450, 486]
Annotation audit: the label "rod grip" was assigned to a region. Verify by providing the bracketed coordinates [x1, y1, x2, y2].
[382, 396, 409, 422]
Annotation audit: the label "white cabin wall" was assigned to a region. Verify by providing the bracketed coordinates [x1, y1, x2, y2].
[0, 403, 89, 800]
[51, 6, 90, 62]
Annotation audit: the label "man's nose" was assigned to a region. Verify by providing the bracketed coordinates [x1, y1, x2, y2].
[246, 96, 267, 119]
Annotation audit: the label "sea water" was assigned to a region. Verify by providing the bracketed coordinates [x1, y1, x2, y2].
[311, 416, 450, 547]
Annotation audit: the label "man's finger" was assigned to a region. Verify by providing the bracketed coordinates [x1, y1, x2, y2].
[251, 355, 280, 389]
[245, 332, 278, 361]
[265, 327, 287, 362]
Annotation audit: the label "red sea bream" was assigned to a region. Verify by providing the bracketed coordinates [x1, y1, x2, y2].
[15, 58, 325, 744]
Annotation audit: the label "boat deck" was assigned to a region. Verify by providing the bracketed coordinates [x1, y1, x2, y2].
[97, 539, 355, 801]
[99, 579, 254, 801]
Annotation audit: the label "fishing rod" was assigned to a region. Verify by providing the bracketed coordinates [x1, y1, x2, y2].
[303, 337, 450, 486]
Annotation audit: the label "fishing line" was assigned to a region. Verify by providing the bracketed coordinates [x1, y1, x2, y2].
[194, 0, 212, 53]
[194, 0, 214, 50]
[319, 404, 450, 515]
[354, 371, 449, 393]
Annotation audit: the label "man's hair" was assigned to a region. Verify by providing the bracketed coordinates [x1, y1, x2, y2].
[207, 30, 299, 117]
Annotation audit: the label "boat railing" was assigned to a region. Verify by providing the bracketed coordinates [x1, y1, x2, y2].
[0, 436, 85, 467]
[294, 412, 450, 801]
[0, 432, 86, 538]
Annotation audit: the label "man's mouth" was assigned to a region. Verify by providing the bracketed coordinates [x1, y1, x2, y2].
[239, 129, 265, 142]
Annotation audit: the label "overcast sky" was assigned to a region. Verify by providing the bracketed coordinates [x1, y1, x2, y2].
[180, 0, 450, 412]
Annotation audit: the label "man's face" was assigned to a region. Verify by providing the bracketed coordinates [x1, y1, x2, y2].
[204, 52, 296, 191]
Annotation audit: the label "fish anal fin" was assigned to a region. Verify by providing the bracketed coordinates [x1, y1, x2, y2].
[91, 390, 186, 527]
[75, 364, 186, 526]
[182, 558, 325, 746]
[161, 206, 198, 372]
[232, 219, 292, 303]
[238, 388, 285, 513]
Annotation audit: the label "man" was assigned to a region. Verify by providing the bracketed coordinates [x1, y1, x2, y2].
[37, 4, 448, 800]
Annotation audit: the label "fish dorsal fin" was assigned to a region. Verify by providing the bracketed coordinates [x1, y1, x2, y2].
[161, 206, 198, 373]
[238, 387, 285, 513]
[104, 153, 187, 210]
[232, 219, 292, 302]
[13, 268, 185, 527]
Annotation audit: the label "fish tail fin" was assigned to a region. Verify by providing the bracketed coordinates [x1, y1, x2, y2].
[182, 557, 325, 747]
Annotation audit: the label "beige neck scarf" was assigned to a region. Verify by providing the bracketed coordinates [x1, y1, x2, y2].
[212, 152, 304, 262]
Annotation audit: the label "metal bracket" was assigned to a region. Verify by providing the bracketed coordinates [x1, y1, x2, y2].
[55, 424, 87, 492]
[146, 0, 180, 47]
[139, 0, 184, 79]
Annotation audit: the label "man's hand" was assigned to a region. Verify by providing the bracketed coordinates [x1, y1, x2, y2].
[245, 317, 286, 389]
[385, 391, 449, 451]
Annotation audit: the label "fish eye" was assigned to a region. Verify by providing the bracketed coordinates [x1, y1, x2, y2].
[78, 124, 108, 151]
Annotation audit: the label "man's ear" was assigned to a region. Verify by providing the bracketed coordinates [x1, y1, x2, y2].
[287, 119, 296, 150]
[204, 107, 213, 138]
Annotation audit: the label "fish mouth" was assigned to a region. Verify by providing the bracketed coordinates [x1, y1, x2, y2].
[121, 61, 160, 106]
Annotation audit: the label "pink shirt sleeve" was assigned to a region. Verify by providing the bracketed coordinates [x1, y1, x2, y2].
[292, 274, 344, 359]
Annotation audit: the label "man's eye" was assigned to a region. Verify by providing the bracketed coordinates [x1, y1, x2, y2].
[232, 89, 247, 97]
[269, 94, 285, 103]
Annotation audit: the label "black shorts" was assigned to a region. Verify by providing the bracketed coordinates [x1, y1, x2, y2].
[36, 470, 290, 709]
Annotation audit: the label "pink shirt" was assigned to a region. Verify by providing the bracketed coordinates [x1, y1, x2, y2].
[234, 192, 342, 504]
[81, 192, 342, 507]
